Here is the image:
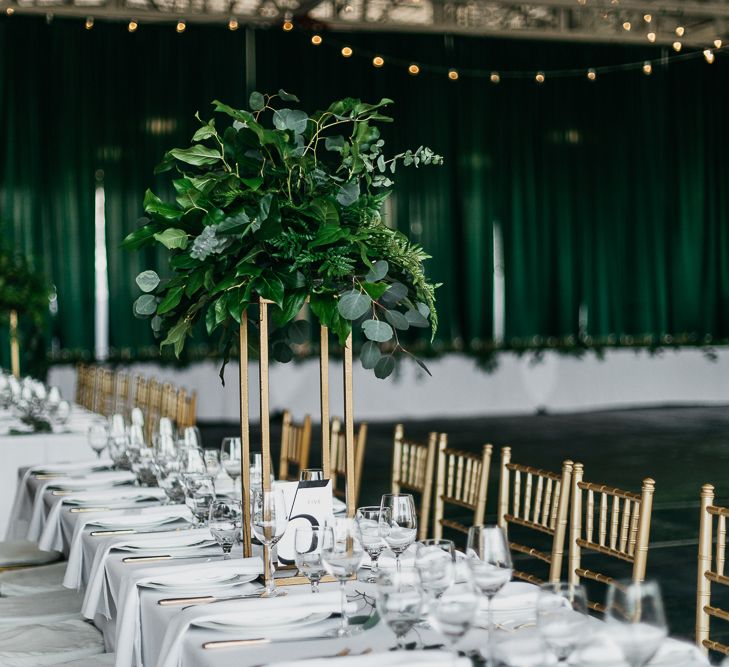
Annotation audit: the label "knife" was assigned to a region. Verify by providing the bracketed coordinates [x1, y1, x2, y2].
[122, 553, 217, 564]
[202, 633, 336, 649]
[89, 525, 191, 537]
[158, 591, 264, 606]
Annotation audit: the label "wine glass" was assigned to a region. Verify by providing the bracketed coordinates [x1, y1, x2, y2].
[427, 561, 480, 654]
[321, 518, 365, 637]
[250, 452, 263, 487]
[466, 525, 513, 661]
[376, 568, 425, 650]
[180, 446, 206, 475]
[51, 400, 72, 429]
[221, 437, 242, 490]
[300, 468, 324, 482]
[183, 473, 216, 526]
[132, 447, 158, 487]
[208, 499, 242, 559]
[252, 486, 288, 598]
[356, 506, 387, 583]
[87, 423, 109, 459]
[153, 432, 177, 461]
[183, 426, 202, 448]
[110, 413, 126, 438]
[157, 464, 186, 505]
[416, 539, 456, 600]
[204, 450, 221, 478]
[294, 526, 327, 593]
[130, 407, 144, 427]
[379, 494, 417, 572]
[605, 580, 668, 667]
[537, 582, 590, 662]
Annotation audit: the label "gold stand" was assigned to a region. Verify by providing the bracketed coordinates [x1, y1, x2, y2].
[239, 296, 357, 586]
[9, 309, 20, 378]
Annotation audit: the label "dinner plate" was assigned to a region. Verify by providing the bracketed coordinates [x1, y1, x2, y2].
[142, 572, 259, 592]
[195, 610, 330, 631]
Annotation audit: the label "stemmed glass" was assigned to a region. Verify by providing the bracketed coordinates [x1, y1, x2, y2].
[466, 525, 513, 661]
[183, 473, 216, 526]
[183, 426, 202, 448]
[221, 437, 242, 493]
[356, 506, 387, 583]
[204, 450, 221, 478]
[252, 486, 288, 598]
[321, 518, 365, 637]
[87, 423, 109, 459]
[294, 526, 327, 593]
[537, 582, 590, 663]
[605, 580, 668, 667]
[180, 446, 206, 475]
[208, 499, 242, 559]
[300, 468, 324, 482]
[379, 494, 417, 572]
[415, 539, 456, 609]
[428, 561, 480, 655]
[376, 568, 425, 650]
[157, 464, 185, 505]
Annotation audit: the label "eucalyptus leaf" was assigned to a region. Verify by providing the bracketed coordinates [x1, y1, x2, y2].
[278, 89, 300, 102]
[417, 302, 431, 318]
[360, 341, 381, 369]
[133, 294, 157, 317]
[362, 319, 394, 343]
[325, 136, 345, 152]
[374, 355, 395, 379]
[337, 290, 371, 320]
[382, 281, 407, 305]
[405, 309, 430, 328]
[249, 91, 265, 111]
[413, 356, 432, 376]
[365, 260, 388, 282]
[135, 270, 160, 293]
[336, 180, 360, 207]
[150, 315, 163, 332]
[384, 309, 409, 330]
[273, 109, 308, 135]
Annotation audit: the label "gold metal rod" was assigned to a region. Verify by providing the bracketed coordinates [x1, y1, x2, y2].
[9, 309, 19, 378]
[320, 325, 331, 478]
[259, 298, 271, 493]
[239, 313, 252, 558]
[343, 332, 355, 518]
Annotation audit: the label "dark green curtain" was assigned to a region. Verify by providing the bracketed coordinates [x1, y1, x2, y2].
[2, 16, 729, 365]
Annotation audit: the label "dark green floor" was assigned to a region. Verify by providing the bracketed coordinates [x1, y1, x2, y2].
[200, 405, 729, 642]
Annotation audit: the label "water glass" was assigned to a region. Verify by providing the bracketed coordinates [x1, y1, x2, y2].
[605, 580, 668, 667]
[416, 539, 456, 600]
[379, 494, 417, 571]
[537, 582, 590, 662]
[221, 437, 242, 485]
[294, 526, 327, 593]
[321, 518, 365, 637]
[183, 426, 202, 448]
[183, 473, 216, 526]
[87, 423, 109, 459]
[376, 568, 425, 649]
[252, 486, 288, 598]
[356, 506, 387, 582]
[300, 468, 324, 482]
[204, 450, 221, 478]
[427, 561, 479, 653]
[132, 447, 158, 487]
[208, 499, 242, 559]
[153, 432, 177, 460]
[110, 413, 126, 437]
[157, 466, 185, 505]
[180, 446, 206, 475]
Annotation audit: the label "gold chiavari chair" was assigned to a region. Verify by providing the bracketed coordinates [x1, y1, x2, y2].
[175, 388, 198, 430]
[76, 363, 96, 410]
[497, 446, 573, 584]
[94, 368, 115, 417]
[392, 425, 438, 540]
[114, 371, 131, 417]
[86, 365, 103, 412]
[145, 379, 163, 442]
[278, 411, 313, 482]
[132, 375, 149, 413]
[696, 484, 729, 656]
[433, 437, 492, 541]
[568, 463, 656, 612]
[330, 416, 368, 506]
[161, 383, 179, 421]
[74, 363, 87, 406]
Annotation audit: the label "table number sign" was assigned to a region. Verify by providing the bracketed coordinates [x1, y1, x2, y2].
[276, 479, 334, 565]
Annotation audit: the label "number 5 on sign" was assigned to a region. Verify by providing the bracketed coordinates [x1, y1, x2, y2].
[276, 480, 334, 565]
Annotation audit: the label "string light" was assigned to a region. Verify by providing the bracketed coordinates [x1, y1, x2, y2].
[341, 46, 353, 58]
[408, 63, 420, 75]
[5, 6, 14, 14]
[622, 21, 631, 31]
[643, 13, 652, 22]
[372, 55, 384, 68]
[675, 26, 685, 37]
[128, 19, 138, 32]
[228, 17, 238, 31]
[282, 19, 294, 31]
[647, 31, 656, 43]
[490, 72, 500, 84]
[704, 48, 715, 63]
[176, 20, 186, 33]
[673, 41, 682, 52]
[311, 34, 322, 45]
[714, 39, 722, 48]
[448, 68, 459, 80]
[85, 16, 94, 29]
[587, 68, 596, 80]
[643, 61, 652, 75]
[535, 71, 545, 83]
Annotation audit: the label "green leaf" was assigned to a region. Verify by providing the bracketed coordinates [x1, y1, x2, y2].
[255, 275, 285, 307]
[413, 356, 432, 376]
[236, 262, 263, 278]
[212, 100, 255, 124]
[133, 294, 157, 317]
[205, 303, 217, 335]
[337, 290, 371, 320]
[122, 219, 159, 250]
[249, 91, 265, 111]
[185, 269, 205, 298]
[362, 282, 388, 300]
[382, 281, 407, 305]
[272, 341, 293, 363]
[161, 319, 191, 358]
[227, 287, 247, 324]
[417, 302, 430, 318]
[150, 315, 163, 332]
[309, 225, 346, 249]
[405, 309, 429, 328]
[214, 295, 228, 325]
[273, 109, 309, 135]
[211, 274, 238, 295]
[303, 198, 339, 226]
[365, 260, 388, 282]
[192, 125, 216, 141]
[362, 319, 394, 343]
[336, 180, 360, 207]
[374, 355, 395, 379]
[143, 190, 183, 221]
[135, 270, 160, 293]
[273, 289, 307, 326]
[153, 228, 188, 250]
[216, 210, 250, 235]
[288, 319, 310, 345]
[360, 341, 381, 370]
[325, 136, 345, 153]
[169, 145, 222, 167]
[157, 285, 184, 314]
[384, 309, 409, 330]
[242, 176, 264, 191]
[278, 89, 300, 102]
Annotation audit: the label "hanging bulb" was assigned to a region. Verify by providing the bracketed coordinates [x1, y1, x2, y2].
[228, 17, 238, 30]
[176, 20, 186, 33]
[282, 19, 293, 31]
[535, 72, 545, 83]
[490, 71, 500, 83]
[408, 64, 420, 75]
[643, 13, 652, 22]
[622, 21, 631, 31]
[341, 46, 353, 57]
[642, 61, 652, 75]
[672, 40, 682, 51]
[587, 68, 596, 80]
[647, 31, 656, 43]
[714, 39, 722, 48]
[128, 19, 138, 32]
[5, 6, 14, 15]
[448, 69, 459, 80]
[704, 49, 715, 63]
[675, 26, 685, 37]
[85, 16, 94, 29]
[311, 34, 322, 45]
[372, 55, 384, 68]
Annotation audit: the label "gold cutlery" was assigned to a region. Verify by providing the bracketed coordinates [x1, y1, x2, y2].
[90, 526, 189, 537]
[203, 633, 335, 649]
[158, 591, 264, 606]
[122, 553, 216, 564]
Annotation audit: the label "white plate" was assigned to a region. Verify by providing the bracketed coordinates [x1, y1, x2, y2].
[195, 610, 330, 632]
[142, 572, 259, 593]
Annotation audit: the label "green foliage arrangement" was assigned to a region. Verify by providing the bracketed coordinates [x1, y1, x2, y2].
[124, 91, 443, 379]
[0, 242, 48, 324]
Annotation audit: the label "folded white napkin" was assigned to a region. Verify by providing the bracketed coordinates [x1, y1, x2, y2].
[63, 504, 193, 590]
[38, 488, 167, 552]
[266, 651, 471, 667]
[81, 528, 216, 620]
[114, 556, 263, 667]
[156, 590, 349, 667]
[5, 459, 112, 540]
[26, 472, 136, 541]
[478, 581, 539, 622]
[575, 630, 708, 666]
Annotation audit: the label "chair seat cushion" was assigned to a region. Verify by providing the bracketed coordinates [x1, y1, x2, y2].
[0, 589, 83, 626]
[0, 541, 61, 568]
[0, 619, 104, 666]
[0, 561, 68, 596]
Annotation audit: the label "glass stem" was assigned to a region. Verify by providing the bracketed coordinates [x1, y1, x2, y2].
[266, 545, 276, 596]
[395, 553, 401, 573]
[311, 578, 319, 594]
[487, 595, 493, 667]
[339, 579, 348, 635]
[371, 552, 380, 576]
